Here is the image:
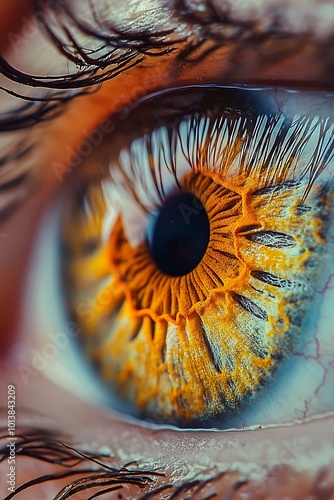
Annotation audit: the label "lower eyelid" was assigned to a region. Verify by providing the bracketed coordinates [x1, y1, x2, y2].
[1, 368, 334, 498]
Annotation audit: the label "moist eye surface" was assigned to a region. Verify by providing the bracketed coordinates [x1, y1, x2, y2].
[60, 85, 334, 428]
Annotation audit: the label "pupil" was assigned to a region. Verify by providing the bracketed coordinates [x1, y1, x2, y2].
[149, 192, 210, 277]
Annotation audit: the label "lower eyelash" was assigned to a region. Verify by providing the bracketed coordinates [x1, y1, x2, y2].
[0, 425, 163, 499]
[61, 86, 334, 427]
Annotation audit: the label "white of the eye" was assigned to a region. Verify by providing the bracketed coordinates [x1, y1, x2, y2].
[19, 196, 114, 407]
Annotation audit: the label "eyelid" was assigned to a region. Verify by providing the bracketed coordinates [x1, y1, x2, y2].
[0, 2, 333, 178]
[0, 30, 333, 221]
[2, 44, 333, 214]
[1, 0, 334, 107]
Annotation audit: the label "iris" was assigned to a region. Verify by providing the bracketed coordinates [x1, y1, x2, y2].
[61, 86, 334, 427]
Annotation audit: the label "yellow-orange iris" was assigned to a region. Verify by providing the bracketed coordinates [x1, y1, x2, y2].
[109, 171, 243, 321]
[63, 162, 332, 424]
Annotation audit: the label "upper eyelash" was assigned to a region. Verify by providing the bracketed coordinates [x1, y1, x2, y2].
[0, 0, 181, 132]
[0, 0, 332, 217]
[1, 0, 333, 131]
[0, 0, 184, 212]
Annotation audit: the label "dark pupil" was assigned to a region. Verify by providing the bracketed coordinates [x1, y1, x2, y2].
[149, 193, 210, 277]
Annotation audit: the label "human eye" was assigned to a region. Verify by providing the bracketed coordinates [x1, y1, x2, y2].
[59, 85, 334, 431]
[1, 1, 334, 499]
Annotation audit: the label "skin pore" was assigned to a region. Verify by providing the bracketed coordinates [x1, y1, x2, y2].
[0, 0, 334, 498]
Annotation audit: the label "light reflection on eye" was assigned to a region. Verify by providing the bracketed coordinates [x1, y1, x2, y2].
[32, 84, 334, 430]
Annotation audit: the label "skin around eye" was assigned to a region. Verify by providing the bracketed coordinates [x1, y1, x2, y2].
[1, 1, 334, 498]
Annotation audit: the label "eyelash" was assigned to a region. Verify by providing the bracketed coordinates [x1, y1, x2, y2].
[0, 1, 180, 127]
[0, 2, 333, 230]
[0, 0, 184, 216]
[3, 0, 331, 132]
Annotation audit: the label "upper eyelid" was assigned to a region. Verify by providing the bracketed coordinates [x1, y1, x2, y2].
[0, 3, 181, 132]
[1, 0, 332, 121]
[0, 0, 333, 219]
[1, 0, 334, 108]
